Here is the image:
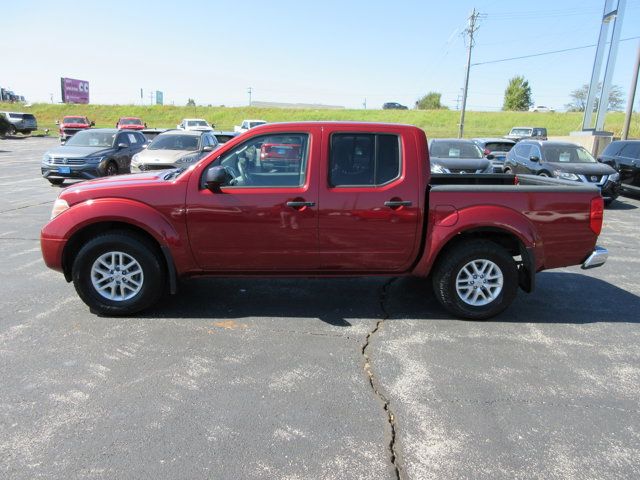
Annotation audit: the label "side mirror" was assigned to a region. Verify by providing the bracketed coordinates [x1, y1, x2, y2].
[529, 155, 540, 162]
[90, 121, 95, 127]
[202, 145, 214, 152]
[142, 144, 148, 149]
[204, 165, 232, 192]
[117, 143, 128, 149]
[486, 154, 495, 160]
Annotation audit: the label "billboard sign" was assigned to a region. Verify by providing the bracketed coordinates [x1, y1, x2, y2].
[155, 91, 164, 105]
[61, 77, 90, 104]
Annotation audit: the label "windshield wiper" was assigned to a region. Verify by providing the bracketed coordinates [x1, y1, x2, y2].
[163, 167, 186, 180]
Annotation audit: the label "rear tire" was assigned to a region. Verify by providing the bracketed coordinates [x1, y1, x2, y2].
[72, 231, 165, 316]
[8, 125, 16, 135]
[432, 240, 518, 320]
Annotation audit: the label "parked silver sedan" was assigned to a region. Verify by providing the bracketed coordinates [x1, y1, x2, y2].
[130, 129, 218, 172]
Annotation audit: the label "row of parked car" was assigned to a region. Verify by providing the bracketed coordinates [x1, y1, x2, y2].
[36, 118, 640, 206]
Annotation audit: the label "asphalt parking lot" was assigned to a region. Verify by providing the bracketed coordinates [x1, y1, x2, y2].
[1, 136, 639, 479]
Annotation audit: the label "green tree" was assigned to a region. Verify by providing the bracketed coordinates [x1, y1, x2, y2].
[502, 76, 532, 111]
[415, 92, 447, 110]
[565, 83, 624, 112]
[186, 98, 196, 107]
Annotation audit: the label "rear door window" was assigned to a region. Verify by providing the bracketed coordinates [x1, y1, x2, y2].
[329, 134, 400, 187]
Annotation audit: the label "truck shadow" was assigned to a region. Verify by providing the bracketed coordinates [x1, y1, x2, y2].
[146, 272, 639, 325]
[388, 272, 640, 324]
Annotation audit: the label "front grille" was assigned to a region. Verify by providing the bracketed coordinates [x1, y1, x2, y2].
[449, 168, 485, 174]
[585, 175, 603, 183]
[51, 157, 85, 165]
[140, 164, 172, 171]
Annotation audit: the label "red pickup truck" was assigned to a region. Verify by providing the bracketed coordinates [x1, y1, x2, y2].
[58, 116, 94, 143]
[41, 122, 607, 319]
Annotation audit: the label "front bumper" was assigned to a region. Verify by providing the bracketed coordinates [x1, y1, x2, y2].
[600, 180, 621, 201]
[41, 162, 105, 180]
[581, 246, 608, 270]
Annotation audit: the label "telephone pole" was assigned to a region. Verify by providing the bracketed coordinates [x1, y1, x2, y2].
[622, 40, 640, 139]
[247, 87, 253, 106]
[458, 8, 481, 138]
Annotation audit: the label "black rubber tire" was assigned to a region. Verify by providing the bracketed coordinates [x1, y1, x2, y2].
[8, 125, 16, 135]
[432, 240, 518, 320]
[72, 231, 165, 316]
[48, 178, 64, 186]
[538, 171, 550, 177]
[104, 162, 118, 176]
[503, 167, 512, 174]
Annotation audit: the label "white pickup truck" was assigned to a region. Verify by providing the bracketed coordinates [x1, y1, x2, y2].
[234, 119, 266, 133]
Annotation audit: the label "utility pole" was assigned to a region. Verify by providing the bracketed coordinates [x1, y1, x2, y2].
[458, 8, 481, 139]
[363, 98, 367, 110]
[247, 87, 253, 106]
[622, 40, 640, 140]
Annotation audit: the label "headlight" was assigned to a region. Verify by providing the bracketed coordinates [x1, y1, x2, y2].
[431, 163, 449, 174]
[176, 153, 200, 164]
[609, 172, 620, 182]
[51, 198, 69, 219]
[554, 171, 579, 181]
[85, 156, 105, 164]
[131, 153, 140, 164]
[42, 154, 52, 164]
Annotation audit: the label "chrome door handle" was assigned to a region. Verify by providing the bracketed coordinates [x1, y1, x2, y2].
[286, 201, 315, 208]
[384, 200, 412, 207]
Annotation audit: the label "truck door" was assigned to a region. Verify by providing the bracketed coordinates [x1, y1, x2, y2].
[186, 128, 320, 271]
[318, 130, 421, 272]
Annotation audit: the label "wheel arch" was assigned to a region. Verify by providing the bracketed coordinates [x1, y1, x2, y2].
[430, 227, 536, 293]
[61, 221, 178, 294]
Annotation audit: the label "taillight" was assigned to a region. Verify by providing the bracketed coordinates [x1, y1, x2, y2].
[590, 197, 604, 235]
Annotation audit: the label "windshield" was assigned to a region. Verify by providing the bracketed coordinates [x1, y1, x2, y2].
[65, 130, 115, 147]
[187, 120, 208, 127]
[149, 134, 199, 151]
[120, 118, 142, 125]
[64, 117, 87, 124]
[430, 141, 483, 159]
[511, 128, 533, 135]
[543, 145, 597, 163]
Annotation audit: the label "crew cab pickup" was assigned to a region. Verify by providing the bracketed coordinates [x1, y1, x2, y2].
[40, 122, 608, 319]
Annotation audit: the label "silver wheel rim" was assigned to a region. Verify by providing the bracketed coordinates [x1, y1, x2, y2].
[90, 251, 143, 301]
[455, 259, 503, 306]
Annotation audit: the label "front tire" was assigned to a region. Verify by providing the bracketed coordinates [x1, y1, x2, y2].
[104, 162, 118, 176]
[48, 178, 64, 186]
[432, 240, 518, 320]
[72, 231, 165, 316]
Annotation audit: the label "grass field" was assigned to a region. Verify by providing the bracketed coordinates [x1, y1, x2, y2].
[2, 102, 638, 139]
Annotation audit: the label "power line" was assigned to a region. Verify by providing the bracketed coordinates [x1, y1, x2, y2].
[472, 35, 640, 66]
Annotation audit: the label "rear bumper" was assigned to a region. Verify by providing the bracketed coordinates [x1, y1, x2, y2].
[581, 246, 608, 270]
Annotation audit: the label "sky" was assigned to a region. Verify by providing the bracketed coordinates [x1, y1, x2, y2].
[1, 0, 639, 111]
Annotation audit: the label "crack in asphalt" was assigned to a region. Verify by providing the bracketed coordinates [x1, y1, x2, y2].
[362, 278, 401, 480]
[0, 200, 53, 214]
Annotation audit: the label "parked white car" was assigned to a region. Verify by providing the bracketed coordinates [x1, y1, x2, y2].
[176, 118, 214, 132]
[528, 105, 554, 112]
[234, 119, 267, 133]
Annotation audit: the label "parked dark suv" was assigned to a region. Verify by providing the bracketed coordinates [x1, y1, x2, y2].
[598, 140, 640, 195]
[41, 129, 147, 185]
[382, 102, 408, 110]
[503, 140, 621, 204]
